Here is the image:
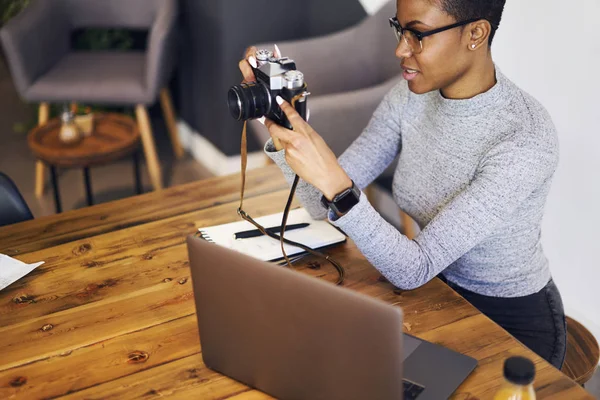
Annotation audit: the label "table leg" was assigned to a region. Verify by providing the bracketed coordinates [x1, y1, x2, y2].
[50, 165, 62, 214]
[83, 167, 94, 206]
[133, 150, 143, 195]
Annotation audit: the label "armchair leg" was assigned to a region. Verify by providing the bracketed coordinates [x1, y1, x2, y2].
[135, 105, 163, 191]
[35, 103, 50, 198]
[159, 88, 185, 159]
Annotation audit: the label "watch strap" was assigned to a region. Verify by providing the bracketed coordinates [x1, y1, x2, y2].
[321, 180, 361, 215]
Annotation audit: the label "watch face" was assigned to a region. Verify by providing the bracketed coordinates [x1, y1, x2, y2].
[334, 189, 360, 214]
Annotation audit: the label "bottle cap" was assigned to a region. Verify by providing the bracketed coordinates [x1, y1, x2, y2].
[504, 356, 535, 385]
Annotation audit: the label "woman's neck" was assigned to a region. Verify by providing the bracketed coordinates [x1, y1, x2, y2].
[440, 55, 497, 100]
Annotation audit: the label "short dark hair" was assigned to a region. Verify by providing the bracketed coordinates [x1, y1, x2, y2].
[436, 0, 506, 44]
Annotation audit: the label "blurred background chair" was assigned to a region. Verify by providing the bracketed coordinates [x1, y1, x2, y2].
[176, 0, 368, 159]
[0, 171, 33, 227]
[248, 0, 417, 238]
[0, 0, 183, 195]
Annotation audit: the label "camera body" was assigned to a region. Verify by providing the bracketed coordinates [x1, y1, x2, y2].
[228, 49, 308, 130]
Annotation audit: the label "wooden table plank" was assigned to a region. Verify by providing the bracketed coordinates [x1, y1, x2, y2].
[59, 354, 271, 400]
[1, 241, 590, 399]
[0, 190, 297, 327]
[0, 268, 193, 372]
[0, 191, 304, 371]
[0, 166, 286, 256]
[0, 167, 594, 399]
[0, 315, 200, 399]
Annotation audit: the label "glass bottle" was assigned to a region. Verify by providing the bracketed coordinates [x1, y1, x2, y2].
[59, 106, 81, 145]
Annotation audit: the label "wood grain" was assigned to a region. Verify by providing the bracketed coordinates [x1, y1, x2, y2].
[0, 166, 594, 399]
[28, 113, 140, 168]
[0, 166, 287, 256]
[563, 316, 600, 385]
[0, 190, 296, 326]
[59, 354, 270, 400]
[0, 315, 200, 399]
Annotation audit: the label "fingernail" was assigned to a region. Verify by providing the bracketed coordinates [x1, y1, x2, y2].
[248, 56, 257, 68]
[257, 117, 265, 125]
[276, 96, 284, 105]
[274, 44, 281, 58]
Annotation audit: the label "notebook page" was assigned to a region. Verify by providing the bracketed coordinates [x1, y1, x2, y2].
[197, 208, 346, 261]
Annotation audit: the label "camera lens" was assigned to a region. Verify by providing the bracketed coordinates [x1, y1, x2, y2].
[227, 82, 271, 121]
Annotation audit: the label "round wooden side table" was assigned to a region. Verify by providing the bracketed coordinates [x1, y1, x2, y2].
[28, 113, 141, 213]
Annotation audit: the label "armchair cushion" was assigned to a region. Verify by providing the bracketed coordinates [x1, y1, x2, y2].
[1, 0, 177, 104]
[25, 52, 150, 104]
[251, 0, 397, 97]
[62, 0, 160, 29]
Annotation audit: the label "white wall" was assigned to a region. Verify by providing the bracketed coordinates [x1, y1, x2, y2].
[360, 0, 600, 343]
[494, 0, 600, 343]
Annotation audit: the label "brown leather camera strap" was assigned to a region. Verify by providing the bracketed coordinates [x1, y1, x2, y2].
[237, 118, 345, 285]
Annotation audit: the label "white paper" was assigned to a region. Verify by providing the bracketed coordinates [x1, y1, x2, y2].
[0, 254, 44, 291]
[197, 208, 346, 262]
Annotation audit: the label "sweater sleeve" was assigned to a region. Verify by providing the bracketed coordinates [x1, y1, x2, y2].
[328, 126, 559, 290]
[264, 81, 407, 220]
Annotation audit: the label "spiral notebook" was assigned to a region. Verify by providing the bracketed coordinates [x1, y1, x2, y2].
[197, 208, 347, 262]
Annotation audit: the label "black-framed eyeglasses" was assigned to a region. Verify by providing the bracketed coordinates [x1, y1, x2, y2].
[389, 16, 483, 54]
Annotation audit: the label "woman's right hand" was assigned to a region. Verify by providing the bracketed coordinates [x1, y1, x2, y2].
[239, 46, 258, 83]
[238, 45, 282, 83]
[238, 45, 286, 150]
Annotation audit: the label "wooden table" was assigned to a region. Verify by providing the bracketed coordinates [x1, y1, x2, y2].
[0, 166, 594, 399]
[28, 113, 142, 213]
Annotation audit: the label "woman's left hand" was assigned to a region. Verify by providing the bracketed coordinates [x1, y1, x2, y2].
[264, 96, 353, 201]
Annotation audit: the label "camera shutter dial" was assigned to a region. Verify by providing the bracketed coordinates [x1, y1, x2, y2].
[284, 70, 304, 89]
[255, 49, 273, 63]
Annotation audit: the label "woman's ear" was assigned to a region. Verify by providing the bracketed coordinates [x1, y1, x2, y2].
[467, 20, 491, 50]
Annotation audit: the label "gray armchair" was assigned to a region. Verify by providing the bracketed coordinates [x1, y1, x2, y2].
[0, 172, 33, 227]
[249, 1, 417, 237]
[1, 0, 183, 194]
[175, 0, 368, 157]
[248, 0, 400, 158]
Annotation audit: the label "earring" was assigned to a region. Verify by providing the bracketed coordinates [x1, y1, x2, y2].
[471, 44, 476, 49]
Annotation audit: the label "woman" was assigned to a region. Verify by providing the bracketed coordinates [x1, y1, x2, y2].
[239, 0, 566, 369]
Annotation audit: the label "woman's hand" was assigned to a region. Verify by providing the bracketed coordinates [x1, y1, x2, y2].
[239, 46, 258, 83]
[266, 96, 352, 201]
[237, 45, 351, 199]
[239, 45, 288, 149]
[238, 44, 282, 83]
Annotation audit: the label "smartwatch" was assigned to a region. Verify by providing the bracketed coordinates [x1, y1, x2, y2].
[320, 180, 361, 216]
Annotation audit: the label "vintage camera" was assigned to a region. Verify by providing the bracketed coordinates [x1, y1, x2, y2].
[228, 49, 308, 130]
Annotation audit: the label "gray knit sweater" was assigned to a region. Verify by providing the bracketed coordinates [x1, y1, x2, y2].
[265, 69, 559, 297]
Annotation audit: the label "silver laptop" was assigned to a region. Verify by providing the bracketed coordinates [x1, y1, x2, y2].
[187, 236, 477, 400]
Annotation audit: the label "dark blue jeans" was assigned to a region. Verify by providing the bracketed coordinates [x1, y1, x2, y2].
[441, 277, 567, 369]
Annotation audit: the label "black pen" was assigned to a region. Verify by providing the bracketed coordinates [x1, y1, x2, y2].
[234, 223, 310, 239]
